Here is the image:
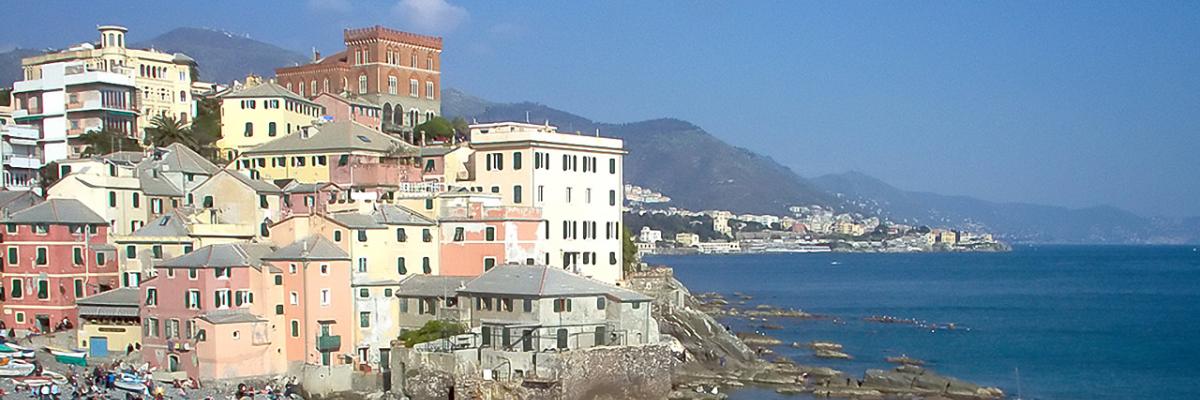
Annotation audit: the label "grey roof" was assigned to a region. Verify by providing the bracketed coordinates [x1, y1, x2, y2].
[281, 181, 339, 194]
[102, 151, 146, 165]
[460, 264, 652, 302]
[320, 92, 380, 108]
[419, 146, 457, 157]
[396, 275, 470, 298]
[158, 242, 275, 269]
[220, 81, 312, 104]
[327, 204, 435, 229]
[207, 170, 283, 194]
[130, 211, 191, 238]
[143, 143, 219, 175]
[172, 53, 196, 65]
[3, 198, 107, 225]
[198, 310, 264, 325]
[241, 120, 416, 156]
[263, 236, 349, 261]
[138, 172, 184, 196]
[77, 287, 140, 307]
[0, 191, 43, 212]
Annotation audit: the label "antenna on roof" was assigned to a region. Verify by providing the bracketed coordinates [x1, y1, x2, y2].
[595, 128, 600, 137]
[525, 111, 530, 123]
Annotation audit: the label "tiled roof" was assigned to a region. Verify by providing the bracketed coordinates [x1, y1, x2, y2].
[2, 198, 107, 225]
[460, 264, 651, 302]
[0, 191, 43, 213]
[77, 287, 140, 307]
[141, 143, 219, 175]
[219, 81, 313, 104]
[199, 310, 264, 325]
[396, 275, 469, 298]
[263, 236, 349, 261]
[327, 204, 435, 229]
[157, 242, 275, 269]
[205, 170, 283, 194]
[241, 120, 416, 156]
[130, 211, 191, 238]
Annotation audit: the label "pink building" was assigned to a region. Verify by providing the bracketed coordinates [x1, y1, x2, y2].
[280, 181, 346, 217]
[312, 92, 381, 128]
[0, 199, 116, 332]
[261, 235, 353, 368]
[139, 242, 286, 380]
[438, 199, 543, 277]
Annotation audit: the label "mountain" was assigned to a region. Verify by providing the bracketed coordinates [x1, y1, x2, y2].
[814, 171, 1200, 244]
[442, 89, 837, 214]
[131, 28, 307, 84]
[0, 48, 43, 87]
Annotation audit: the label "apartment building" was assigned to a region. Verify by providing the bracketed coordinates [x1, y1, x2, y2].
[114, 208, 256, 288]
[437, 194, 543, 276]
[1, 123, 42, 190]
[19, 25, 195, 133]
[11, 60, 139, 161]
[215, 78, 325, 159]
[312, 92, 382, 129]
[275, 26, 442, 136]
[259, 236, 354, 369]
[463, 122, 626, 283]
[0, 199, 116, 332]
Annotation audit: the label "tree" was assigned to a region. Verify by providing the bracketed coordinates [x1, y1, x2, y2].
[450, 116, 470, 138]
[189, 98, 222, 161]
[78, 129, 141, 157]
[622, 225, 639, 275]
[145, 114, 194, 148]
[415, 116, 455, 141]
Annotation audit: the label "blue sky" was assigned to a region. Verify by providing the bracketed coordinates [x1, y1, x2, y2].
[6, 1, 1199, 216]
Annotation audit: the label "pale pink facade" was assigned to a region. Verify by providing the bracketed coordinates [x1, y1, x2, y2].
[438, 201, 543, 277]
[312, 93, 381, 128]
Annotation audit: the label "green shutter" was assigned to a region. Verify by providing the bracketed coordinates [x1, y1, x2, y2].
[37, 280, 48, 299]
[397, 257, 407, 274]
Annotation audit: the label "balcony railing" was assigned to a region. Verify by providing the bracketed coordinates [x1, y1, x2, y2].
[316, 334, 341, 352]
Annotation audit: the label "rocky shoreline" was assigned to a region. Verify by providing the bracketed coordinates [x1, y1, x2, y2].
[624, 268, 1005, 400]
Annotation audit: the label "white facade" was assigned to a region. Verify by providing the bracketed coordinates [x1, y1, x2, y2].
[12, 61, 138, 161]
[1, 124, 43, 190]
[466, 122, 626, 283]
[638, 226, 663, 243]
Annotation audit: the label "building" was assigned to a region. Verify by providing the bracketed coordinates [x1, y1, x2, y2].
[638, 226, 662, 243]
[189, 169, 284, 239]
[418, 145, 473, 185]
[674, 232, 699, 247]
[312, 92, 381, 129]
[393, 275, 470, 334]
[709, 211, 733, 237]
[1, 123, 43, 190]
[75, 287, 141, 357]
[464, 122, 626, 283]
[139, 242, 286, 380]
[11, 60, 139, 161]
[0, 199, 116, 332]
[437, 194, 542, 276]
[18, 25, 196, 137]
[0, 190, 43, 215]
[215, 77, 325, 159]
[113, 207, 256, 288]
[275, 26, 443, 134]
[695, 241, 741, 254]
[259, 236, 354, 369]
[230, 120, 421, 199]
[455, 264, 657, 351]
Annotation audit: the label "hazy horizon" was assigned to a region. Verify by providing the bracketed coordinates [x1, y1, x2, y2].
[6, 1, 1198, 217]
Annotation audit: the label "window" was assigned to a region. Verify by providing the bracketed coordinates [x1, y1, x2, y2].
[397, 257, 407, 274]
[4, 224, 14, 234]
[5, 247, 15, 267]
[37, 279, 49, 299]
[566, 187, 572, 203]
[409, 79, 419, 97]
[422, 257, 431, 274]
[73, 247, 84, 265]
[289, 292, 299, 305]
[244, 122, 253, 137]
[333, 230, 342, 242]
[290, 320, 300, 337]
[357, 230, 367, 242]
[215, 289, 231, 308]
[523, 299, 533, 312]
[97, 252, 106, 266]
[203, 195, 213, 208]
[586, 188, 592, 204]
[276, 305, 285, 315]
[513, 185, 523, 204]
[388, 76, 397, 95]
[453, 227, 465, 242]
[357, 257, 367, 273]
[274, 275, 283, 285]
[610, 252, 618, 265]
[633, 302, 642, 309]
[188, 268, 198, 279]
[146, 288, 158, 306]
[359, 288, 369, 298]
[512, 152, 522, 170]
[610, 158, 617, 174]
[360, 312, 371, 328]
[484, 257, 496, 272]
[422, 229, 432, 242]
[359, 75, 367, 94]
[396, 228, 407, 242]
[10, 279, 22, 299]
[609, 190, 617, 206]
[426, 81, 434, 99]
[152, 245, 163, 259]
[553, 298, 572, 313]
[109, 191, 117, 207]
[268, 122, 277, 137]
[215, 267, 231, 279]
[597, 297, 606, 310]
[537, 185, 544, 202]
[310, 80, 316, 95]
[35, 247, 47, 265]
[485, 227, 496, 241]
[183, 244, 193, 254]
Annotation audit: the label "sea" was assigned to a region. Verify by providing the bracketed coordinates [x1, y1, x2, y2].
[646, 245, 1200, 400]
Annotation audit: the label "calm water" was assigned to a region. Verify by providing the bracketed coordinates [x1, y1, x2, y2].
[646, 246, 1200, 400]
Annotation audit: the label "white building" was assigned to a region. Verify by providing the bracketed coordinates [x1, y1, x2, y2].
[11, 60, 139, 162]
[465, 122, 626, 283]
[638, 226, 663, 243]
[1, 124, 43, 190]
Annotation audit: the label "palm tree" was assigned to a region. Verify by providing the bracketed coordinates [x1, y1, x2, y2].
[145, 114, 196, 148]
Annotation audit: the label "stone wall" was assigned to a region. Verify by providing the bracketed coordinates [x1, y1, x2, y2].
[552, 344, 674, 400]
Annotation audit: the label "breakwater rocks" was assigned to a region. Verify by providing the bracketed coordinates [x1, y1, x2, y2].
[624, 268, 1005, 400]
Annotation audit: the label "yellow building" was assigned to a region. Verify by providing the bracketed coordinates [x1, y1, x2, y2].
[21, 25, 197, 136]
[76, 288, 142, 356]
[215, 78, 324, 159]
[230, 120, 419, 198]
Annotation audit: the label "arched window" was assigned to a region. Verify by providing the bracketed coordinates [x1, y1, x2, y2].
[310, 80, 316, 96]
[358, 75, 367, 95]
[410, 110, 419, 126]
[382, 103, 392, 125]
[393, 105, 403, 126]
[244, 122, 253, 137]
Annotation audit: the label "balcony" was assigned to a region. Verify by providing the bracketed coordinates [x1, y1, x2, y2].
[316, 334, 341, 352]
[0, 125, 39, 140]
[66, 99, 137, 115]
[2, 154, 42, 170]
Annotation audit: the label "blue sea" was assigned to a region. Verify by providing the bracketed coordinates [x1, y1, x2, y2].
[646, 246, 1200, 400]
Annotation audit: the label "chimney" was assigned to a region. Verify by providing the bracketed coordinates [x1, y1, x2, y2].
[313, 48, 321, 62]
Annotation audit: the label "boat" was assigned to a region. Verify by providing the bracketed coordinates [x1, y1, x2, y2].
[45, 346, 87, 366]
[0, 358, 35, 377]
[113, 373, 148, 393]
[10, 370, 68, 386]
[0, 343, 36, 359]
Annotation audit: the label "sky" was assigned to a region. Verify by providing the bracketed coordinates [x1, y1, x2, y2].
[5, 1, 1199, 216]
